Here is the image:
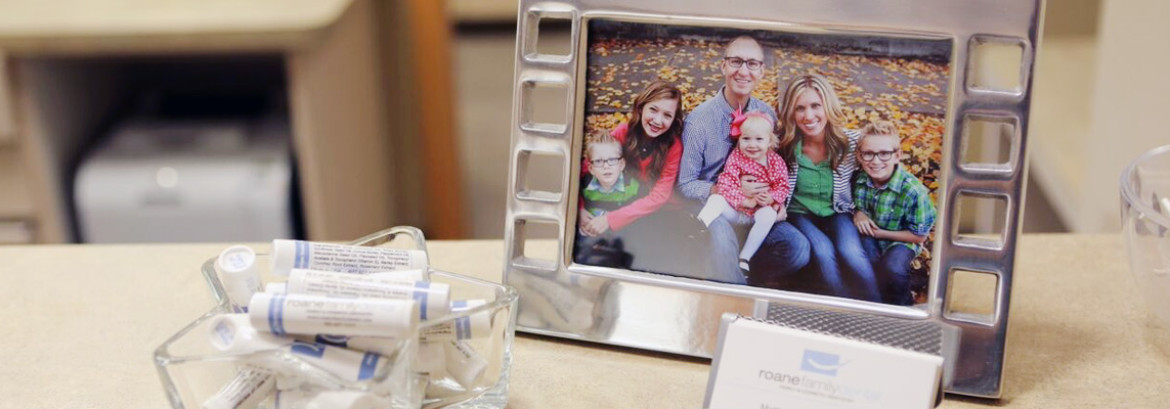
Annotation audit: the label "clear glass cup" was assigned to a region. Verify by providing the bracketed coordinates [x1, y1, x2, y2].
[154, 227, 519, 409]
[1121, 145, 1170, 357]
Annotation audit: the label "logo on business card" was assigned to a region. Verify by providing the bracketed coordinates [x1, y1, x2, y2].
[801, 349, 846, 376]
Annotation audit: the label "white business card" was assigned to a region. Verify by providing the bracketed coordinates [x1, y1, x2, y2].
[705, 314, 943, 409]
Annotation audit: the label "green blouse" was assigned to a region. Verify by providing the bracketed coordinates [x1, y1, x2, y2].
[788, 141, 835, 217]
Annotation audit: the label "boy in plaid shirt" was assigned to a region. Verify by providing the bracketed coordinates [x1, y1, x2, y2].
[852, 121, 936, 305]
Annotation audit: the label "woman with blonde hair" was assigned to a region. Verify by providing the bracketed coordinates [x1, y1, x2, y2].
[772, 73, 880, 302]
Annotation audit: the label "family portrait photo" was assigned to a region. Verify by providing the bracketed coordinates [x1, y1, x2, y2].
[572, 19, 949, 306]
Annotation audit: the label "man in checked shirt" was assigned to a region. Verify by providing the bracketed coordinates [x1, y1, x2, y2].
[678, 35, 809, 285]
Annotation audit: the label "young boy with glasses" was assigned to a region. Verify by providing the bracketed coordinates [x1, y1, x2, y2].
[852, 121, 937, 305]
[574, 131, 642, 268]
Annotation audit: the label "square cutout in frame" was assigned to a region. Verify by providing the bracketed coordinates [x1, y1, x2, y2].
[520, 78, 571, 135]
[523, 9, 575, 61]
[953, 191, 1010, 249]
[511, 217, 560, 271]
[514, 149, 566, 203]
[967, 36, 1026, 94]
[536, 16, 573, 57]
[944, 268, 1000, 325]
[960, 113, 1018, 172]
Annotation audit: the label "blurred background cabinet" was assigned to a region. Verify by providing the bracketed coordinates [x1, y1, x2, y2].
[0, 0, 465, 243]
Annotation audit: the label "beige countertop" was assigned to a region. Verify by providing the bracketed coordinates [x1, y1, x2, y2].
[0, 234, 1166, 408]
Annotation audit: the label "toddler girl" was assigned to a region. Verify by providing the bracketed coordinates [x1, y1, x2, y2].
[696, 109, 790, 273]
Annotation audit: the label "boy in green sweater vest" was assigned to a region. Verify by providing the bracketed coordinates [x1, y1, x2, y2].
[575, 132, 642, 268]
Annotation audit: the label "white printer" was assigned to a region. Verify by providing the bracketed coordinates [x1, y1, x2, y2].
[74, 117, 295, 243]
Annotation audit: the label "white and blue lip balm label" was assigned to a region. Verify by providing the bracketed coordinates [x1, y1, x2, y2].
[248, 293, 419, 338]
[284, 269, 451, 320]
[421, 299, 491, 342]
[267, 294, 288, 336]
[288, 341, 384, 381]
[308, 334, 404, 357]
[216, 245, 262, 313]
[413, 282, 431, 320]
[443, 341, 488, 388]
[293, 240, 311, 269]
[451, 300, 476, 341]
[207, 314, 295, 354]
[214, 317, 236, 346]
[270, 239, 428, 276]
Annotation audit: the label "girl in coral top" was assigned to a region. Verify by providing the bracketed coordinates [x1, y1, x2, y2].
[696, 110, 789, 274]
[579, 80, 684, 237]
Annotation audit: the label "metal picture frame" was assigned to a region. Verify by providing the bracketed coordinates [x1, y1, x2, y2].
[504, 0, 1041, 399]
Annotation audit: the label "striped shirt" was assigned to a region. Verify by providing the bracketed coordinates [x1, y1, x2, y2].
[677, 87, 777, 201]
[854, 165, 936, 254]
[783, 129, 860, 214]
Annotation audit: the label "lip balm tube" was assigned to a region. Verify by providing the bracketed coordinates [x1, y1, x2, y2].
[415, 342, 446, 376]
[284, 341, 388, 382]
[209, 314, 294, 354]
[270, 240, 427, 276]
[420, 300, 491, 342]
[248, 293, 419, 338]
[217, 245, 263, 312]
[307, 334, 405, 357]
[286, 269, 450, 320]
[443, 341, 488, 388]
[265, 282, 287, 294]
[203, 366, 275, 409]
[288, 268, 428, 288]
[368, 269, 429, 282]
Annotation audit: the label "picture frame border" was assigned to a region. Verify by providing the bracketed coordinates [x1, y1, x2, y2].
[504, 0, 1042, 399]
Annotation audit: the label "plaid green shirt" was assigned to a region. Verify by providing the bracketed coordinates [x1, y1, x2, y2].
[853, 165, 936, 254]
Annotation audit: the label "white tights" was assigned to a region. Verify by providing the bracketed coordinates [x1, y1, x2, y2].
[697, 194, 779, 262]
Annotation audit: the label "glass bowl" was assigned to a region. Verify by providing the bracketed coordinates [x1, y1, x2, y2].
[154, 226, 519, 408]
[1121, 145, 1170, 357]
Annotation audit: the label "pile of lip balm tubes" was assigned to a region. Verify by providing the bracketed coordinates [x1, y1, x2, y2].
[203, 239, 492, 409]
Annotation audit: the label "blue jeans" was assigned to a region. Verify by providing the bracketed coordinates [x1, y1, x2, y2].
[788, 212, 881, 302]
[747, 222, 810, 287]
[705, 203, 813, 285]
[704, 215, 747, 284]
[861, 237, 916, 305]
